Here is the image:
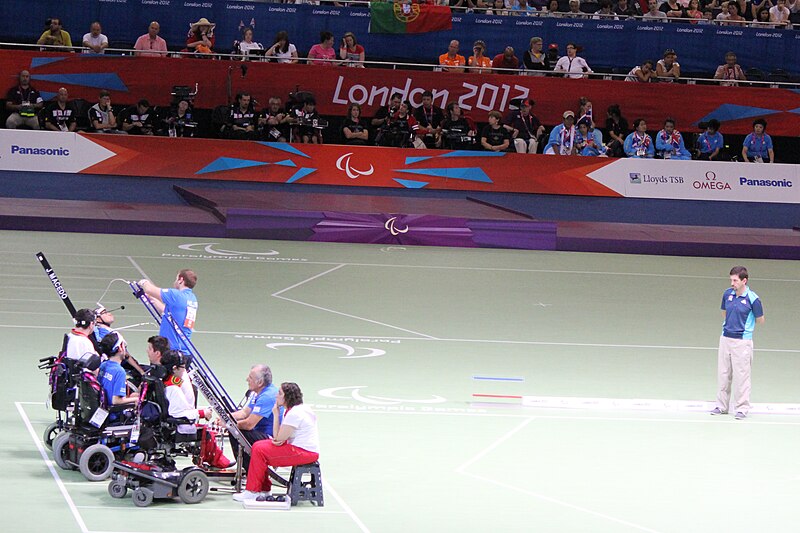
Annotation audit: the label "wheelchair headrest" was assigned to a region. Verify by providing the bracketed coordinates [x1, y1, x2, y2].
[77, 352, 102, 372]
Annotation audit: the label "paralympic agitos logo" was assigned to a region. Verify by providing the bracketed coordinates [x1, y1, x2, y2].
[177, 243, 279, 256]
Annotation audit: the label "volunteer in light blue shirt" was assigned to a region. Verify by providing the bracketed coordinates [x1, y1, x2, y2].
[741, 118, 774, 163]
[139, 269, 198, 362]
[711, 266, 765, 420]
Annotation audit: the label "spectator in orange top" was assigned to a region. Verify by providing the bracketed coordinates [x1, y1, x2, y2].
[492, 46, 520, 74]
[439, 40, 466, 73]
[468, 40, 492, 73]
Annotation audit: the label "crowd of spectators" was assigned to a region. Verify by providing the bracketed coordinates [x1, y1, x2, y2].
[2, 66, 778, 162]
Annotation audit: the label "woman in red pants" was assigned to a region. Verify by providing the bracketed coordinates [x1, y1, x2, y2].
[233, 382, 319, 501]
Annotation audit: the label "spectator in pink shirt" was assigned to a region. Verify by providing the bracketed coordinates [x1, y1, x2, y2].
[134, 21, 168, 57]
[307, 31, 338, 66]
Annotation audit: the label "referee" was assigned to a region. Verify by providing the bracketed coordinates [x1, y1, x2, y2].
[711, 266, 765, 420]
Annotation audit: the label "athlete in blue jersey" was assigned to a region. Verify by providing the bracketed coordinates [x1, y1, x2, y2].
[711, 266, 765, 420]
[139, 269, 198, 362]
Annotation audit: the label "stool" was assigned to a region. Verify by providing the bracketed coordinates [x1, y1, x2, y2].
[288, 462, 324, 506]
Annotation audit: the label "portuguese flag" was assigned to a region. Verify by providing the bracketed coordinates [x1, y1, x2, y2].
[369, 3, 452, 34]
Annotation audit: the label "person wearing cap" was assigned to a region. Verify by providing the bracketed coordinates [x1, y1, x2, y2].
[506, 99, 545, 154]
[565, 0, 586, 17]
[134, 22, 168, 57]
[553, 43, 592, 79]
[439, 40, 466, 73]
[545, 43, 560, 68]
[523, 37, 550, 75]
[120, 99, 156, 135]
[492, 46, 520, 74]
[624, 119, 655, 158]
[468, 40, 492, 74]
[656, 49, 681, 81]
[186, 17, 215, 55]
[625, 60, 656, 83]
[544, 111, 577, 155]
[655, 118, 691, 160]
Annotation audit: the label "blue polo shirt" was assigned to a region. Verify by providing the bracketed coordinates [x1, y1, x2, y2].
[698, 131, 724, 154]
[99, 359, 127, 402]
[159, 288, 197, 354]
[248, 384, 278, 436]
[721, 287, 763, 340]
[742, 133, 773, 159]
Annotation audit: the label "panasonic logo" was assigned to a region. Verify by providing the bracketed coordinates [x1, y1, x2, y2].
[739, 177, 793, 187]
[10, 145, 70, 156]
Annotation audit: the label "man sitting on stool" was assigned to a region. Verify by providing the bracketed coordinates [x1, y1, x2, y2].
[230, 364, 278, 471]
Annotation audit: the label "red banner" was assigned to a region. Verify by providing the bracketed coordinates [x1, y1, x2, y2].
[2, 50, 799, 135]
[78, 134, 619, 196]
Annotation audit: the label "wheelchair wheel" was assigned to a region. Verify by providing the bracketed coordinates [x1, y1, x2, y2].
[43, 421, 62, 450]
[108, 480, 127, 499]
[132, 487, 154, 507]
[177, 469, 209, 504]
[52, 431, 76, 471]
[79, 444, 115, 482]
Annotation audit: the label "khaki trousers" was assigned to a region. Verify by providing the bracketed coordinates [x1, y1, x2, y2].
[716, 335, 753, 414]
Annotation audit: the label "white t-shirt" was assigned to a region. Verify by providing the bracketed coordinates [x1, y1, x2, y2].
[273, 43, 297, 63]
[239, 41, 263, 56]
[164, 381, 200, 434]
[283, 404, 319, 453]
[66, 331, 97, 360]
[82, 33, 108, 54]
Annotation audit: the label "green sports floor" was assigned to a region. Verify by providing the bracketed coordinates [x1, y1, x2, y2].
[1, 229, 799, 533]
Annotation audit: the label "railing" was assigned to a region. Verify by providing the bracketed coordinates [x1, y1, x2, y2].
[6, 41, 795, 89]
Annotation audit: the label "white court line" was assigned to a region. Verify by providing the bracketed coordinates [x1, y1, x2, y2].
[455, 416, 662, 533]
[455, 417, 534, 473]
[461, 470, 663, 533]
[271, 264, 347, 297]
[75, 505, 347, 514]
[2, 323, 799, 353]
[15, 401, 90, 533]
[126, 256, 148, 279]
[271, 263, 438, 340]
[1, 250, 798, 282]
[325, 479, 371, 533]
[273, 296, 439, 340]
[311, 408, 800, 425]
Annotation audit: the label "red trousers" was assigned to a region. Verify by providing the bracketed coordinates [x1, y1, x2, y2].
[246, 439, 319, 493]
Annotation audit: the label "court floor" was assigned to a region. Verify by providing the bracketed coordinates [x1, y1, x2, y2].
[1, 229, 799, 533]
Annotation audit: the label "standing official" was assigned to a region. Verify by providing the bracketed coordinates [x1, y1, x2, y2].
[711, 266, 765, 420]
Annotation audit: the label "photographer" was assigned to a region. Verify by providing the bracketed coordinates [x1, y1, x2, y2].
[292, 98, 324, 144]
[376, 101, 424, 149]
[371, 93, 402, 129]
[439, 102, 476, 150]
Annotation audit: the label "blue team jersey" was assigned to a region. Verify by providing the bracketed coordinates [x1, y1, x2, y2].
[159, 288, 197, 353]
[248, 384, 278, 436]
[99, 359, 127, 401]
[721, 287, 763, 340]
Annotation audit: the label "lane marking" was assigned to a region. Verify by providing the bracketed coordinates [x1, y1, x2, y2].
[455, 417, 534, 473]
[271, 264, 347, 297]
[126, 256, 148, 279]
[15, 402, 90, 533]
[325, 478, 371, 533]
